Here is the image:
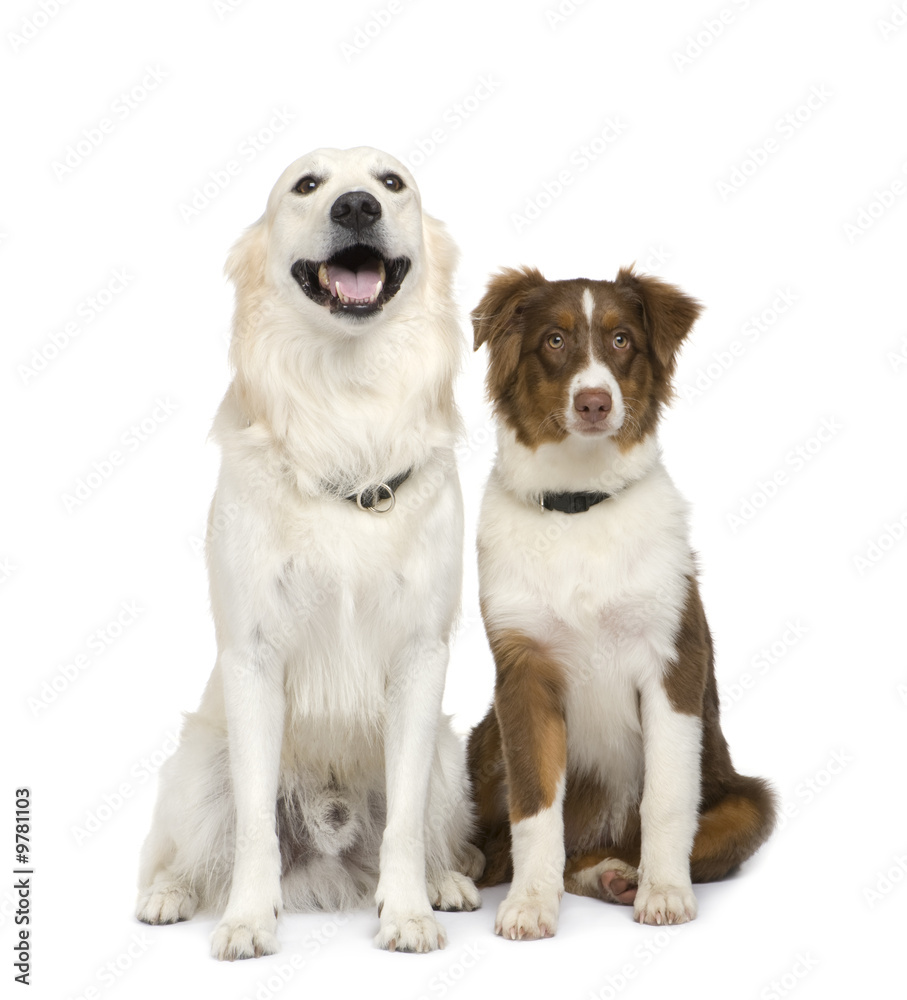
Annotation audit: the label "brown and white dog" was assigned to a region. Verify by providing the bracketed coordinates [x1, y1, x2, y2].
[467, 266, 776, 939]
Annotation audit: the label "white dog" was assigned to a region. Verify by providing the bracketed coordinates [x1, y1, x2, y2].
[136, 147, 481, 959]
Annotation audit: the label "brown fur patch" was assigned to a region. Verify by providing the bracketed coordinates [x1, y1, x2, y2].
[556, 310, 576, 331]
[488, 629, 567, 823]
[562, 770, 609, 848]
[663, 575, 711, 715]
[561, 770, 640, 853]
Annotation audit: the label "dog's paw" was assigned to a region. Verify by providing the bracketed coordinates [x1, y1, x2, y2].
[599, 861, 639, 905]
[633, 883, 697, 926]
[211, 917, 279, 961]
[427, 869, 481, 912]
[136, 882, 198, 925]
[495, 887, 561, 940]
[375, 910, 446, 953]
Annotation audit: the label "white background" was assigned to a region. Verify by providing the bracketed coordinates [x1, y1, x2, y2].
[3, 0, 906, 998]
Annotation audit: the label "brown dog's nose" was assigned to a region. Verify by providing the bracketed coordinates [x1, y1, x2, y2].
[574, 389, 612, 424]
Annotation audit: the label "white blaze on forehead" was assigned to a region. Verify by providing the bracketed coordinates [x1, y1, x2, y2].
[582, 287, 595, 326]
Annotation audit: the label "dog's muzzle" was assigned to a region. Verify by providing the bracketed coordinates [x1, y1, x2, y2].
[291, 246, 411, 318]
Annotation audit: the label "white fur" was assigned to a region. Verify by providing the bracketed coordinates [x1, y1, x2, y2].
[634, 685, 700, 925]
[479, 389, 703, 934]
[136, 147, 478, 959]
[581, 287, 595, 325]
[496, 775, 566, 940]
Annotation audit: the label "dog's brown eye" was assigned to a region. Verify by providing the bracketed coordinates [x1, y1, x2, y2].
[547, 333, 565, 350]
[294, 175, 320, 195]
[613, 332, 630, 349]
[381, 173, 405, 192]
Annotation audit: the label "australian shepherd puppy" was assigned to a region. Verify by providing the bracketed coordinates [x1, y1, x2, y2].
[467, 266, 776, 939]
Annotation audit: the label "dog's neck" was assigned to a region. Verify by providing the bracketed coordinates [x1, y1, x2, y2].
[492, 425, 661, 504]
[218, 293, 463, 495]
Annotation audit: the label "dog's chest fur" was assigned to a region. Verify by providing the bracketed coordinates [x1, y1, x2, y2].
[478, 441, 695, 834]
[209, 395, 463, 780]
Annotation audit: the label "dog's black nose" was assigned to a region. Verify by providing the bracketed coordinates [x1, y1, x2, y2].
[330, 191, 382, 233]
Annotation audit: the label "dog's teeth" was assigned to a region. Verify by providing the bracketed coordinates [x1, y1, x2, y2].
[318, 263, 331, 291]
[336, 282, 347, 303]
[378, 260, 386, 283]
[373, 279, 383, 301]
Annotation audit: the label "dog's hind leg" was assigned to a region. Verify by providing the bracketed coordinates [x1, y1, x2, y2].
[136, 808, 200, 927]
[465, 706, 513, 887]
[564, 773, 776, 906]
[137, 869, 200, 925]
[136, 798, 201, 925]
[565, 849, 641, 905]
[136, 711, 234, 925]
[424, 722, 481, 912]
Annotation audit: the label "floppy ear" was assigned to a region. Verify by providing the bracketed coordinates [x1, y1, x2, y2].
[225, 215, 269, 300]
[421, 212, 460, 300]
[471, 266, 545, 351]
[472, 267, 546, 400]
[615, 267, 702, 378]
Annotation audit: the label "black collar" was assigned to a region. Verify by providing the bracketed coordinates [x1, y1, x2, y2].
[345, 468, 412, 512]
[539, 489, 611, 514]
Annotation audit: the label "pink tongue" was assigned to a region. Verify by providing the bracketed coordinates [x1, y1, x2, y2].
[327, 262, 382, 300]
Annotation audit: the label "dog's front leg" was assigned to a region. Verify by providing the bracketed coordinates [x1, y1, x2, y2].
[635, 677, 701, 925]
[211, 641, 286, 960]
[492, 631, 567, 940]
[375, 637, 448, 953]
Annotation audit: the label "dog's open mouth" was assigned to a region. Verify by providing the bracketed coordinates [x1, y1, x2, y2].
[291, 246, 411, 317]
